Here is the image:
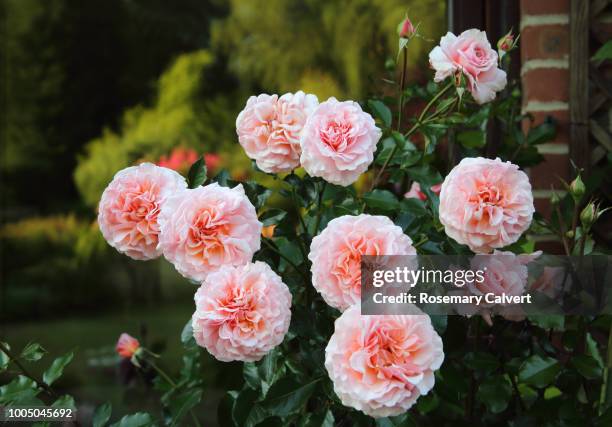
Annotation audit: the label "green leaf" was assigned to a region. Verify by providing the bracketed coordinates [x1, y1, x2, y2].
[526, 118, 556, 145]
[43, 351, 74, 386]
[477, 375, 512, 413]
[544, 386, 562, 400]
[109, 412, 155, 427]
[376, 413, 416, 427]
[261, 377, 320, 417]
[592, 40, 612, 61]
[259, 209, 287, 226]
[181, 319, 194, 345]
[368, 100, 392, 128]
[571, 355, 602, 379]
[518, 355, 561, 388]
[0, 342, 10, 371]
[21, 343, 46, 362]
[93, 402, 112, 427]
[457, 130, 486, 148]
[528, 315, 565, 331]
[464, 352, 500, 373]
[187, 156, 207, 188]
[363, 190, 399, 211]
[243, 363, 260, 390]
[0, 375, 39, 404]
[168, 388, 202, 426]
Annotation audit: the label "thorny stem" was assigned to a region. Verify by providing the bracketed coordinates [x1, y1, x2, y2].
[554, 203, 572, 256]
[599, 321, 612, 415]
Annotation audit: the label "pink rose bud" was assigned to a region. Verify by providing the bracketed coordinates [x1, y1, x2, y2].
[397, 16, 415, 38]
[116, 333, 140, 359]
[497, 31, 514, 52]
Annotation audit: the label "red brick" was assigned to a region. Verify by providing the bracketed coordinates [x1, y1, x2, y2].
[522, 68, 569, 102]
[521, 25, 569, 61]
[529, 153, 570, 189]
[534, 197, 553, 218]
[521, 0, 569, 15]
[521, 110, 569, 145]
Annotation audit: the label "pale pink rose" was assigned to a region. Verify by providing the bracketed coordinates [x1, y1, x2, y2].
[309, 214, 416, 311]
[429, 29, 507, 104]
[236, 91, 319, 173]
[325, 305, 444, 418]
[403, 182, 441, 201]
[531, 266, 567, 299]
[439, 157, 534, 253]
[158, 183, 262, 282]
[468, 250, 541, 307]
[192, 262, 292, 362]
[98, 163, 187, 260]
[300, 98, 382, 186]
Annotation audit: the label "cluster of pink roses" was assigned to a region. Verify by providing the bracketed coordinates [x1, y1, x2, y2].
[236, 92, 382, 186]
[97, 27, 535, 419]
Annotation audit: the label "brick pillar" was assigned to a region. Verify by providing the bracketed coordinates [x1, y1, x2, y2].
[520, 0, 571, 220]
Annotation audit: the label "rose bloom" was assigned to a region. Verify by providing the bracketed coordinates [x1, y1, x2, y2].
[309, 214, 416, 311]
[439, 157, 534, 253]
[469, 250, 541, 306]
[116, 333, 140, 358]
[429, 29, 507, 104]
[158, 183, 262, 282]
[300, 98, 382, 186]
[404, 182, 442, 201]
[325, 305, 444, 418]
[236, 91, 318, 173]
[192, 262, 292, 362]
[98, 163, 187, 260]
[531, 265, 568, 299]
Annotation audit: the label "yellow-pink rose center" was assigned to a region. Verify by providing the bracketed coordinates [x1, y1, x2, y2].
[188, 208, 231, 259]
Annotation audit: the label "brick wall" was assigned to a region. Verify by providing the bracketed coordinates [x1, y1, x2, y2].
[520, 0, 571, 221]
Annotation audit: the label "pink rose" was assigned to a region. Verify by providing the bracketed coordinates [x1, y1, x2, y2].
[236, 91, 319, 173]
[469, 251, 541, 306]
[309, 214, 416, 311]
[325, 305, 444, 418]
[158, 183, 262, 282]
[115, 333, 141, 359]
[404, 182, 441, 201]
[192, 262, 292, 362]
[531, 266, 567, 299]
[429, 29, 507, 104]
[300, 98, 382, 186]
[98, 163, 187, 260]
[439, 157, 534, 253]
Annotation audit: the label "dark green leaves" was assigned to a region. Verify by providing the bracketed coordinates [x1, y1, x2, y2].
[571, 355, 602, 380]
[43, 351, 74, 386]
[368, 100, 392, 128]
[526, 117, 556, 145]
[0, 375, 39, 404]
[518, 355, 561, 388]
[259, 209, 287, 226]
[0, 342, 10, 371]
[363, 190, 399, 211]
[93, 402, 112, 427]
[464, 352, 500, 374]
[260, 377, 320, 417]
[457, 130, 486, 148]
[476, 375, 512, 413]
[109, 412, 155, 427]
[21, 342, 46, 362]
[187, 156, 207, 188]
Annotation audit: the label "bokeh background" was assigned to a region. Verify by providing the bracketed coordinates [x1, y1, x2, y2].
[0, 0, 446, 423]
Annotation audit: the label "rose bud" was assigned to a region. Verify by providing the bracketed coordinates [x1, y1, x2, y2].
[569, 175, 585, 202]
[580, 202, 597, 229]
[397, 16, 415, 39]
[116, 333, 141, 359]
[497, 30, 515, 52]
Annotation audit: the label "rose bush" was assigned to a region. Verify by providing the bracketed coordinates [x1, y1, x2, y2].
[4, 18, 610, 427]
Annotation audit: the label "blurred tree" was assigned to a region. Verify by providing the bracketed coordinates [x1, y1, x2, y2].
[1, 0, 225, 216]
[212, 0, 446, 99]
[74, 50, 241, 207]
